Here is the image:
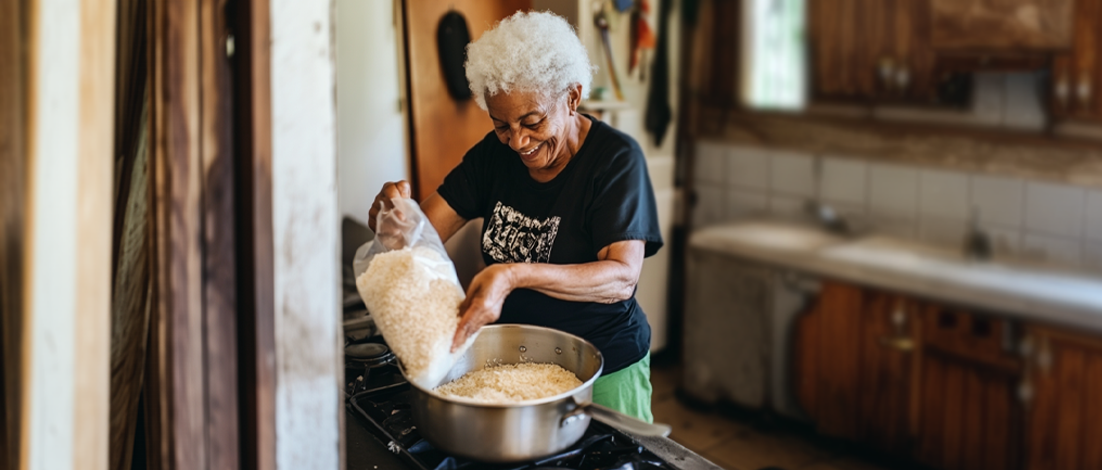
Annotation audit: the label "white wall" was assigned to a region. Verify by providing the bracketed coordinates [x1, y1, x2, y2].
[336, 0, 409, 227]
[588, 6, 682, 353]
[270, 0, 341, 468]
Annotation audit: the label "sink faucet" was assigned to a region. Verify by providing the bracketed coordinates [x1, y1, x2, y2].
[805, 155, 851, 235]
[963, 205, 992, 261]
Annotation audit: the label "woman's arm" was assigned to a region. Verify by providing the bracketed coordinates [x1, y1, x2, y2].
[451, 239, 645, 351]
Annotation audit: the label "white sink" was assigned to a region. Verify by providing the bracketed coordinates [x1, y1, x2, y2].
[692, 220, 845, 253]
[822, 237, 1102, 311]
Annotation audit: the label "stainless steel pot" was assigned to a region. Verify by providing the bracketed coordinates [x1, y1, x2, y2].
[404, 324, 671, 463]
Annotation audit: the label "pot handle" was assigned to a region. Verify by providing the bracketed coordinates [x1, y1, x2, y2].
[561, 401, 672, 437]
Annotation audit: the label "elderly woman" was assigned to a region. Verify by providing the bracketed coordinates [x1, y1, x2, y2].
[369, 10, 661, 422]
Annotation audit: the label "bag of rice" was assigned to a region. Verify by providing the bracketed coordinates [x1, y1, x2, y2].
[352, 197, 476, 388]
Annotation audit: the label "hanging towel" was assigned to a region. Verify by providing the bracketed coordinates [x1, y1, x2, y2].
[644, 0, 672, 146]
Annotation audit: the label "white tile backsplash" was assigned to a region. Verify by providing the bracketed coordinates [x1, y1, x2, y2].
[1084, 243, 1102, 273]
[727, 188, 769, 220]
[1025, 182, 1086, 238]
[821, 157, 867, 206]
[727, 146, 770, 190]
[770, 151, 815, 197]
[982, 225, 1022, 256]
[1086, 190, 1102, 243]
[694, 142, 726, 186]
[695, 141, 1102, 271]
[971, 175, 1025, 228]
[1022, 233, 1083, 265]
[769, 194, 806, 220]
[920, 217, 968, 249]
[869, 213, 917, 238]
[920, 169, 970, 220]
[1001, 73, 1045, 131]
[868, 163, 919, 218]
[693, 186, 725, 228]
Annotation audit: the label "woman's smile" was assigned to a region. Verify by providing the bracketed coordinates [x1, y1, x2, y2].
[519, 143, 541, 158]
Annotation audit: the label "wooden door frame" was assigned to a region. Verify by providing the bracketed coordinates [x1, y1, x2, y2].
[143, 0, 275, 467]
[232, 0, 276, 468]
[0, 0, 27, 467]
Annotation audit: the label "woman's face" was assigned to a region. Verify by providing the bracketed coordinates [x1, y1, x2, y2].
[485, 88, 579, 174]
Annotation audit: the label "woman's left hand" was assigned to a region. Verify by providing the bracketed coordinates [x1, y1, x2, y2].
[451, 264, 515, 352]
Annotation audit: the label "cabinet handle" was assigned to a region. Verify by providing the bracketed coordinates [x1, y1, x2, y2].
[1055, 78, 1070, 108]
[879, 336, 915, 351]
[895, 67, 910, 92]
[1077, 76, 1092, 108]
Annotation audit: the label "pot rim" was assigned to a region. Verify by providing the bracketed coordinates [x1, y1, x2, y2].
[403, 324, 605, 409]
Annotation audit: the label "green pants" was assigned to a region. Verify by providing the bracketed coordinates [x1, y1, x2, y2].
[592, 352, 653, 423]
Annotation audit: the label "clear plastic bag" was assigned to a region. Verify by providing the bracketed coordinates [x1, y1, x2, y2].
[353, 197, 475, 388]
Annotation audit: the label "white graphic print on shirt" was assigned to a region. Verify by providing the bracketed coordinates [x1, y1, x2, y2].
[482, 201, 561, 263]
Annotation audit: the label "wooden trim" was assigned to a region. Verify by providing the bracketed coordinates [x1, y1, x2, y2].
[233, 0, 276, 467]
[150, 0, 208, 467]
[0, 0, 27, 466]
[75, 1, 119, 468]
[199, 0, 241, 467]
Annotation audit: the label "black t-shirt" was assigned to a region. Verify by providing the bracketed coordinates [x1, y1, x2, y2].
[437, 115, 663, 373]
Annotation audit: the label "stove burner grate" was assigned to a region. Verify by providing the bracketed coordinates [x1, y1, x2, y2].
[348, 384, 676, 470]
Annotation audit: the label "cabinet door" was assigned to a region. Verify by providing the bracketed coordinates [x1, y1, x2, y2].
[1024, 328, 1102, 470]
[929, 0, 1074, 51]
[916, 308, 1022, 470]
[809, 0, 933, 102]
[795, 281, 865, 440]
[809, 0, 858, 99]
[1052, 0, 1101, 120]
[857, 293, 921, 455]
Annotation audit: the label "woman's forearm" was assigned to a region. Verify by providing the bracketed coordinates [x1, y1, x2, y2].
[505, 260, 637, 303]
[502, 240, 645, 303]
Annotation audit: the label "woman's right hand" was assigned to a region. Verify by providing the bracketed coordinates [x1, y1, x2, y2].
[368, 180, 412, 233]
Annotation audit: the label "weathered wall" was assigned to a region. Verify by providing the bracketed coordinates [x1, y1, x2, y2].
[269, 0, 342, 468]
[24, 0, 115, 468]
[335, 0, 409, 227]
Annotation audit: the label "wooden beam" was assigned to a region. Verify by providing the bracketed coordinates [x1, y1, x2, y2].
[75, 2, 118, 469]
[149, 0, 207, 467]
[0, 0, 26, 467]
[199, 0, 241, 467]
[232, 0, 276, 467]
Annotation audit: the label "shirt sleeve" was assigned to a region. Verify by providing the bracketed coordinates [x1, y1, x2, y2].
[436, 134, 492, 220]
[587, 141, 664, 258]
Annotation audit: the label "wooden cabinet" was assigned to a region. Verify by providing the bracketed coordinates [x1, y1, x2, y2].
[929, 0, 1074, 51]
[796, 284, 922, 449]
[797, 282, 1024, 468]
[808, 0, 935, 103]
[856, 293, 922, 455]
[1051, 0, 1102, 121]
[796, 282, 868, 440]
[1023, 327, 1102, 470]
[914, 308, 1023, 470]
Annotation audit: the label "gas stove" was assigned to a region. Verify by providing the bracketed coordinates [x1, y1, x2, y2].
[342, 338, 724, 470]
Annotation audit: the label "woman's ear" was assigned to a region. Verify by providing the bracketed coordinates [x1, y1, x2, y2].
[569, 84, 583, 114]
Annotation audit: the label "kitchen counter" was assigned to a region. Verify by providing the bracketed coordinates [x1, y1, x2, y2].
[691, 219, 1102, 333]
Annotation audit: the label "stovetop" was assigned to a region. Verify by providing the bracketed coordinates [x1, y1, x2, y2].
[342, 338, 724, 470]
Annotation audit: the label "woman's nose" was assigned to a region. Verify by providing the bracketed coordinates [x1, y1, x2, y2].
[509, 130, 529, 151]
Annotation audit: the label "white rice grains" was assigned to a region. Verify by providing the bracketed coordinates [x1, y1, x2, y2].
[355, 246, 466, 385]
[434, 363, 583, 403]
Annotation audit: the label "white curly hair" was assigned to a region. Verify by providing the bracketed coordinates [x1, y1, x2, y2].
[465, 10, 595, 110]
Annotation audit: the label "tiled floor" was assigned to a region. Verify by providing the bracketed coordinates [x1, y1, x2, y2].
[650, 361, 899, 470]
